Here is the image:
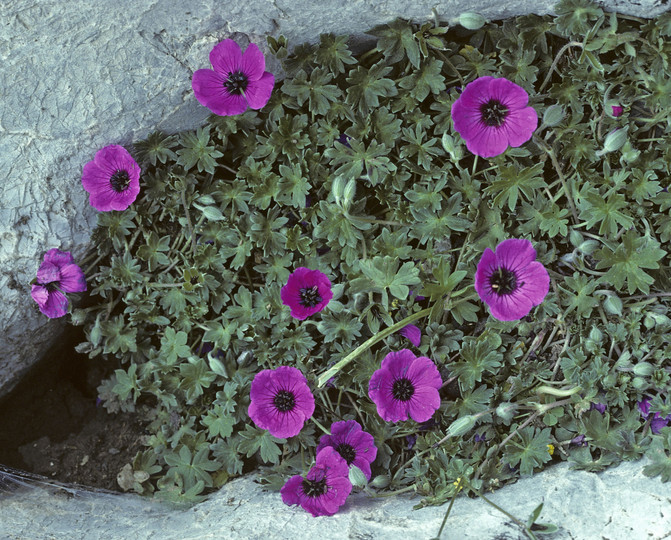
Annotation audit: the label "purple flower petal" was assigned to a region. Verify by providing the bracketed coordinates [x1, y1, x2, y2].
[58, 263, 87, 293]
[451, 76, 537, 158]
[280, 447, 352, 517]
[368, 349, 442, 423]
[281, 267, 333, 320]
[611, 105, 623, 117]
[244, 72, 275, 110]
[316, 420, 377, 480]
[81, 145, 141, 212]
[474, 238, 549, 321]
[248, 366, 315, 438]
[36, 261, 61, 284]
[638, 398, 651, 416]
[193, 39, 274, 117]
[650, 412, 669, 434]
[399, 324, 421, 347]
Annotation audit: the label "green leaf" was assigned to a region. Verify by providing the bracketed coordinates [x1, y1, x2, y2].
[160, 327, 191, 364]
[450, 335, 503, 391]
[398, 58, 446, 102]
[176, 127, 223, 174]
[237, 425, 284, 465]
[643, 433, 671, 483]
[277, 162, 310, 208]
[345, 62, 398, 116]
[577, 188, 635, 236]
[503, 426, 553, 476]
[370, 19, 421, 68]
[314, 34, 357, 74]
[201, 405, 236, 439]
[134, 131, 178, 166]
[179, 357, 217, 403]
[282, 68, 342, 116]
[484, 163, 546, 211]
[594, 231, 666, 294]
[559, 273, 600, 318]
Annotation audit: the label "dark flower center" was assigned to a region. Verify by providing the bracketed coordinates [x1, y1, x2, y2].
[45, 282, 59, 292]
[302, 477, 328, 498]
[335, 443, 356, 465]
[273, 390, 296, 412]
[489, 267, 520, 295]
[392, 377, 415, 401]
[480, 99, 509, 127]
[110, 169, 131, 193]
[299, 285, 322, 308]
[224, 70, 249, 95]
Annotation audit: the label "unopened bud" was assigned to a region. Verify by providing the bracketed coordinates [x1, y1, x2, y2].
[446, 415, 476, 438]
[632, 362, 654, 377]
[349, 465, 368, 487]
[600, 127, 628, 154]
[370, 474, 390, 488]
[542, 105, 565, 127]
[457, 13, 487, 30]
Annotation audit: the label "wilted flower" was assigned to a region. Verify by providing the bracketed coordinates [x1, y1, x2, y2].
[248, 366, 315, 438]
[192, 39, 275, 116]
[316, 420, 377, 481]
[281, 267, 333, 320]
[611, 105, 623, 117]
[474, 238, 550, 321]
[81, 145, 141, 211]
[650, 413, 670, 434]
[451, 76, 538, 158]
[590, 402, 607, 415]
[368, 349, 442, 423]
[398, 324, 422, 347]
[281, 447, 352, 517]
[31, 249, 87, 318]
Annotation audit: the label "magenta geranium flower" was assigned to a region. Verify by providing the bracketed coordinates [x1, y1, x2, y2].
[316, 420, 377, 481]
[248, 366, 315, 438]
[398, 324, 421, 347]
[474, 238, 550, 321]
[451, 76, 538, 158]
[281, 447, 352, 517]
[31, 249, 87, 318]
[368, 349, 442, 423]
[281, 267, 333, 320]
[192, 39, 275, 116]
[81, 145, 141, 211]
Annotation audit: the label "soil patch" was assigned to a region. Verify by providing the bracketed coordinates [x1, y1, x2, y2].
[0, 327, 149, 491]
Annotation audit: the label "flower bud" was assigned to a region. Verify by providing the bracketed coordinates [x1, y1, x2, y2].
[600, 127, 628, 154]
[457, 13, 487, 30]
[633, 362, 654, 377]
[569, 229, 583, 247]
[441, 132, 463, 161]
[602, 295, 623, 316]
[542, 105, 565, 127]
[446, 415, 477, 438]
[349, 465, 368, 487]
[370, 474, 390, 488]
[495, 402, 516, 423]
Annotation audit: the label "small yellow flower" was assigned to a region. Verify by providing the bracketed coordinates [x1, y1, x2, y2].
[547, 444, 555, 456]
[453, 478, 463, 492]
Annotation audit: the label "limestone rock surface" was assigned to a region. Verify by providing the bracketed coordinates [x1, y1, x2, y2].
[0, 459, 668, 539]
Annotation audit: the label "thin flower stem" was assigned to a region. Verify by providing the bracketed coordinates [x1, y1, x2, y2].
[344, 390, 366, 428]
[220, 163, 237, 175]
[146, 282, 182, 288]
[311, 416, 330, 435]
[435, 477, 462, 539]
[180, 189, 197, 257]
[623, 292, 671, 300]
[316, 306, 432, 387]
[536, 139, 580, 224]
[83, 252, 105, 277]
[538, 41, 584, 93]
[434, 50, 464, 86]
[353, 217, 404, 226]
[367, 485, 415, 498]
[460, 477, 538, 540]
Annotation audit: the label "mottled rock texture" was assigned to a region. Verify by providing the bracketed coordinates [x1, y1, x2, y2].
[0, 0, 668, 395]
[0, 459, 669, 539]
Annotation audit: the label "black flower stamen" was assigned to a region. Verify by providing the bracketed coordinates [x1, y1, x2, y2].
[110, 169, 131, 193]
[392, 378, 415, 401]
[273, 389, 296, 412]
[480, 99, 509, 127]
[299, 285, 322, 308]
[335, 443, 357, 465]
[490, 267, 518, 295]
[224, 70, 249, 95]
[302, 477, 328, 498]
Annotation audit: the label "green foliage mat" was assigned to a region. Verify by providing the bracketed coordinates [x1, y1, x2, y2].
[71, 0, 671, 507]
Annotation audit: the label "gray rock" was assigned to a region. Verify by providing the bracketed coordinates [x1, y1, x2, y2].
[0, 458, 668, 539]
[1, 0, 670, 397]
